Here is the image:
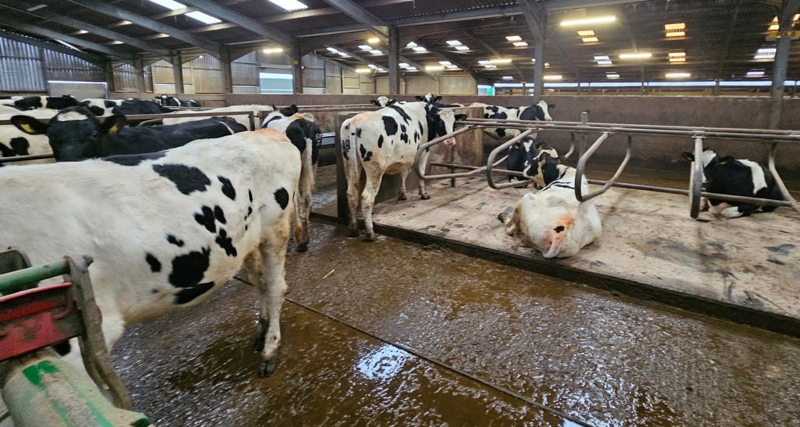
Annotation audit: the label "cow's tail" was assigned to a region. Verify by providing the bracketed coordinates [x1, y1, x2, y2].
[543, 217, 574, 259]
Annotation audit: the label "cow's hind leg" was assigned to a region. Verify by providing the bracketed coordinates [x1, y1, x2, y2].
[343, 152, 363, 237]
[398, 169, 409, 200]
[361, 162, 386, 241]
[498, 205, 521, 236]
[254, 227, 290, 377]
[417, 148, 432, 200]
[294, 154, 313, 252]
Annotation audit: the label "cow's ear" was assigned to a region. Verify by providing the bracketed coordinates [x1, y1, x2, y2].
[288, 104, 298, 115]
[681, 152, 695, 162]
[434, 96, 443, 103]
[415, 96, 424, 101]
[11, 115, 48, 135]
[454, 114, 468, 122]
[387, 99, 397, 106]
[101, 115, 127, 134]
[370, 100, 379, 106]
[548, 104, 556, 110]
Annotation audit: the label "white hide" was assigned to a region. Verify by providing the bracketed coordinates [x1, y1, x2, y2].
[502, 165, 602, 258]
[0, 122, 53, 165]
[163, 105, 274, 129]
[0, 129, 301, 375]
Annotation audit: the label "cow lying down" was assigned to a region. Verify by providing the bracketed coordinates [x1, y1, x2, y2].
[12, 106, 246, 161]
[682, 148, 784, 218]
[0, 129, 301, 377]
[499, 143, 602, 258]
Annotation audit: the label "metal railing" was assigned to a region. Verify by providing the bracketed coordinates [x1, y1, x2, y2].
[414, 112, 800, 218]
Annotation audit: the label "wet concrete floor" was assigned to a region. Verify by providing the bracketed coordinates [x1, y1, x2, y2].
[112, 223, 800, 427]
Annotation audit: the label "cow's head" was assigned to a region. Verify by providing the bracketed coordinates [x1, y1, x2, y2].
[13, 96, 43, 111]
[46, 95, 80, 110]
[371, 96, 396, 107]
[77, 100, 106, 117]
[523, 141, 561, 188]
[416, 93, 442, 104]
[681, 148, 721, 184]
[425, 105, 467, 145]
[529, 100, 555, 121]
[12, 106, 127, 161]
[262, 105, 305, 129]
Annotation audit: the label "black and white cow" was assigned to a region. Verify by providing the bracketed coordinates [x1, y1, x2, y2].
[0, 108, 66, 166]
[0, 95, 80, 111]
[261, 105, 322, 252]
[477, 100, 555, 139]
[415, 93, 463, 108]
[341, 102, 466, 240]
[505, 138, 560, 182]
[499, 144, 601, 258]
[682, 148, 784, 218]
[80, 98, 125, 116]
[0, 129, 300, 377]
[157, 95, 202, 108]
[163, 105, 274, 129]
[371, 96, 397, 107]
[112, 99, 173, 116]
[12, 106, 246, 161]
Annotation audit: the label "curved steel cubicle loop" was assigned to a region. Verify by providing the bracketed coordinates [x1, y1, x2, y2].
[486, 129, 536, 190]
[575, 131, 629, 202]
[766, 142, 800, 215]
[413, 125, 475, 181]
[563, 132, 576, 160]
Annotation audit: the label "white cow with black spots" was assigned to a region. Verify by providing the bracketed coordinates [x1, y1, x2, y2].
[370, 96, 397, 107]
[163, 105, 275, 129]
[0, 109, 62, 165]
[0, 129, 301, 377]
[341, 102, 466, 241]
[473, 100, 555, 139]
[499, 143, 601, 258]
[261, 105, 322, 252]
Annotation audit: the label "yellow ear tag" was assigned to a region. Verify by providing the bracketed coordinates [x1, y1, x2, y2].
[108, 124, 120, 134]
[21, 124, 34, 133]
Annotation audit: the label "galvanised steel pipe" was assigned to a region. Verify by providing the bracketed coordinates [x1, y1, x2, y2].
[413, 125, 475, 180]
[486, 129, 536, 190]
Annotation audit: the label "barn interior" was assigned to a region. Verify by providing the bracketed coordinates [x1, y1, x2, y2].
[1, 0, 800, 426]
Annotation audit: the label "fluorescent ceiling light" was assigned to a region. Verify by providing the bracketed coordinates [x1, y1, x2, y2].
[488, 58, 512, 64]
[377, 68, 386, 72]
[754, 47, 776, 60]
[484, 64, 497, 69]
[606, 72, 620, 79]
[513, 41, 529, 47]
[543, 75, 563, 80]
[665, 23, 686, 38]
[561, 16, 615, 26]
[769, 14, 800, 31]
[668, 52, 686, 62]
[26, 4, 47, 11]
[267, 0, 308, 12]
[578, 30, 598, 43]
[326, 47, 339, 53]
[117, 20, 132, 26]
[107, 40, 123, 45]
[446, 40, 462, 46]
[368, 37, 380, 44]
[359, 45, 372, 50]
[370, 50, 383, 55]
[666, 72, 691, 78]
[446, 65, 459, 69]
[746, 70, 765, 77]
[619, 52, 652, 59]
[596, 60, 612, 65]
[186, 11, 221, 24]
[412, 47, 426, 52]
[502, 76, 513, 80]
[455, 46, 469, 51]
[426, 65, 445, 71]
[399, 62, 409, 67]
[506, 35, 522, 41]
[338, 53, 349, 57]
[367, 64, 377, 69]
[74, 30, 89, 35]
[406, 42, 418, 48]
[478, 60, 490, 64]
[148, 0, 184, 10]
[439, 61, 451, 65]
[406, 67, 418, 71]
[262, 48, 283, 54]
[594, 55, 610, 60]
[355, 68, 371, 73]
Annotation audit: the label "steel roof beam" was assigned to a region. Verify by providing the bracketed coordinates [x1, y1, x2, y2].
[318, 0, 389, 38]
[66, 0, 220, 55]
[0, 15, 133, 61]
[179, 0, 293, 47]
[0, 29, 104, 64]
[1, 5, 171, 58]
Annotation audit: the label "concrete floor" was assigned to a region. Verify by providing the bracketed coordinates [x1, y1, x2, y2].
[111, 223, 800, 427]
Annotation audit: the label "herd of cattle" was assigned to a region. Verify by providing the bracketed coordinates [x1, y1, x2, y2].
[0, 92, 787, 383]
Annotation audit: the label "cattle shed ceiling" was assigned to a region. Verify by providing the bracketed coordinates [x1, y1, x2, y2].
[0, 0, 798, 83]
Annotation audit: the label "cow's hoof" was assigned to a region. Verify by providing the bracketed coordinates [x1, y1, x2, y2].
[348, 228, 360, 237]
[296, 243, 308, 253]
[498, 212, 508, 222]
[259, 357, 280, 378]
[398, 194, 407, 201]
[420, 194, 431, 200]
[365, 233, 377, 242]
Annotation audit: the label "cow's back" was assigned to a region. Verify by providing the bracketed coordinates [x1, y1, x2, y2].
[0, 130, 300, 324]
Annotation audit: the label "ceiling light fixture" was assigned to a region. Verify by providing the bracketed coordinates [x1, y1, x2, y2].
[439, 61, 451, 65]
[668, 51, 686, 62]
[513, 41, 529, 47]
[578, 30, 599, 43]
[665, 72, 691, 78]
[619, 52, 652, 59]
[502, 76, 513, 80]
[665, 23, 685, 38]
[262, 47, 283, 54]
[506, 35, 522, 41]
[370, 50, 383, 55]
[561, 16, 616, 26]
[406, 42, 418, 48]
[746, 70, 765, 77]
[543, 75, 563, 80]
[267, 0, 308, 12]
[412, 47, 426, 52]
[606, 72, 620, 79]
[368, 37, 380, 44]
[446, 40, 462, 46]
[754, 47, 776, 60]
[186, 11, 221, 24]
[488, 58, 512, 64]
[359, 45, 372, 51]
[426, 65, 445, 71]
[455, 46, 469, 51]
[355, 68, 371, 73]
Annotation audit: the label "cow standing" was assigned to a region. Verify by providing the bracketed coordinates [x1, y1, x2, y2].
[261, 105, 322, 252]
[682, 148, 784, 218]
[341, 102, 466, 241]
[0, 129, 301, 377]
[370, 96, 397, 107]
[500, 144, 601, 258]
[12, 107, 246, 161]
